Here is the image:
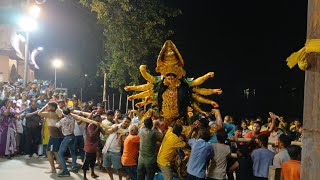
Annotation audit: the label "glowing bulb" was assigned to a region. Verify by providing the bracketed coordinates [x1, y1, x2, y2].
[52, 59, 63, 68]
[29, 5, 41, 18]
[18, 17, 37, 32]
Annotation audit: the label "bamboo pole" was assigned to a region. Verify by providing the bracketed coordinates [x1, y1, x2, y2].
[103, 73, 107, 102]
[108, 95, 110, 110]
[71, 113, 101, 126]
[71, 113, 124, 134]
[228, 137, 302, 146]
[103, 73, 107, 111]
[132, 98, 135, 110]
[126, 95, 129, 113]
[112, 93, 115, 111]
[119, 94, 122, 111]
[72, 110, 107, 119]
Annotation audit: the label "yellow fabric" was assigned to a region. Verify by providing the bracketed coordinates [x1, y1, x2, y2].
[287, 39, 320, 70]
[42, 119, 49, 144]
[290, 125, 296, 131]
[182, 125, 192, 136]
[157, 127, 186, 166]
[279, 122, 287, 130]
[67, 100, 82, 108]
[260, 126, 268, 131]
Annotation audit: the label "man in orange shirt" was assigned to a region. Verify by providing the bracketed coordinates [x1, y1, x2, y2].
[121, 124, 140, 180]
[281, 145, 301, 180]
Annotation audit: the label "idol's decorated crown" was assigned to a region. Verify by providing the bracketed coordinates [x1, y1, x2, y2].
[155, 40, 186, 79]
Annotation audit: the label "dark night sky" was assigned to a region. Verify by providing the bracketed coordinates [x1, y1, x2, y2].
[31, 0, 307, 121]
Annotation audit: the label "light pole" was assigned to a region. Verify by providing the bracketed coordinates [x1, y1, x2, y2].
[52, 59, 62, 88]
[19, 3, 40, 87]
[24, 30, 29, 88]
[81, 74, 88, 102]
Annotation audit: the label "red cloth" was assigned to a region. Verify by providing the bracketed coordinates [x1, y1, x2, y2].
[244, 130, 270, 138]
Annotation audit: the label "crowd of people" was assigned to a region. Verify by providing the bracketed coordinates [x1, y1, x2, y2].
[0, 80, 303, 180]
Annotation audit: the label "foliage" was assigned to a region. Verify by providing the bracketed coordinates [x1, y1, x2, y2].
[79, 0, 181, 91]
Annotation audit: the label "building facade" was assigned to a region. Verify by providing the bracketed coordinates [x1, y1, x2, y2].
[0, 0, 35, 83]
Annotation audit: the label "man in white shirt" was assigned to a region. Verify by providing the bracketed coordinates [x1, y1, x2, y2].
[16, 92, 30, 108]
[55, 107, 77, 177]
[74, 119, 86, 162]
[207, 129, 231, 180]
[102, 116, 131, 180]
[268, 120, 284, 153]
[273, 134, 291, 168]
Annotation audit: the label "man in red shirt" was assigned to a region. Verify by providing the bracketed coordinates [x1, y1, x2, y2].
[82, 114, 104, 180]
[245, 112, 277, 139]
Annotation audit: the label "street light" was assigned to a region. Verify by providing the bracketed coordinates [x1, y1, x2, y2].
[52, 59, 62, 88]
[18, 1, 41, 87]
[18, 16, 38, 87]
[81, 74, 88, 102]
[29, 5, 41, 18]
[18, 17, 38, 32]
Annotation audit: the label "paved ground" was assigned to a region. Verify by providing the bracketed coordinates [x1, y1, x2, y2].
[0, 156, 117, 180]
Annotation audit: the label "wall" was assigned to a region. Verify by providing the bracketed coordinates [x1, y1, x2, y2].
[0, 55, 9, 82]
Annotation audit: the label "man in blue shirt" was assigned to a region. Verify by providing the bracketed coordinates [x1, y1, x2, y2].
[209, 121, 235, 143]
[24, 99, 41, 159]
[37, 91, 47, 109]
[251, 134, 275, 179]
[28, 83, 38, 99]
[187, 127, 213, 179]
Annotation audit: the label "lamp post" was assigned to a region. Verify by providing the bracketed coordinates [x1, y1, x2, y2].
[81, 74, 88, 102]
[19, 3, 40, 87]
[52, 59, 62, 88]
[24, 30, 29, 88]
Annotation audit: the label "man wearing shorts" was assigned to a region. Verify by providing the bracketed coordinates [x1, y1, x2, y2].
[102, 116, 131, 180]
[38, 102, 63, 173]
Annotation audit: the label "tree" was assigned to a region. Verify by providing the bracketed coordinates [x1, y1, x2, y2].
[79, 0, 181, 91]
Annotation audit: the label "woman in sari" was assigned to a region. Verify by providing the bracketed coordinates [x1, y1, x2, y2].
[0, 99, 17, 158]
